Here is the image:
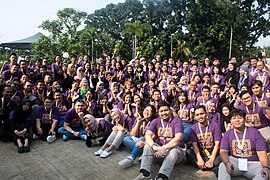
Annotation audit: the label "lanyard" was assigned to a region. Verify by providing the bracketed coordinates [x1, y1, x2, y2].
[233, 127, 247, 155]
[246, 103, 255, 126]
[255, 93, 264, 103]
[1, 98, 10, 109]
[140, 121, 151, 135]
[56, 100, 63, 108]
[198, 121, 209, 148]
[214, 75, 219, 82]
[161, 119, 170, 143]
[257, 72, 266, 82]
[179, 104, 186, 118]
[45, 108, 53, 119]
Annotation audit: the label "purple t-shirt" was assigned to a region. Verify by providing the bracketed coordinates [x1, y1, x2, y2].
[147, 117, 184, 148]
[54, 99, 72, 116]
[112, 115, 134, 132]
[35, 106, 60, 125]
[92, 119, 113, 137]
[64, 108, 89, 129]
[220, 127, 267, 161]
[237, 103, 270, 129]
[190, 121, 222, 153]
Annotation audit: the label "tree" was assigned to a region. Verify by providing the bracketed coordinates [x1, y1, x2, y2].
[122, 20, 152, 58]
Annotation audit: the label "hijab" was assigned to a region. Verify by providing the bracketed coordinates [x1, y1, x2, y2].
[83, 114, 98, 131]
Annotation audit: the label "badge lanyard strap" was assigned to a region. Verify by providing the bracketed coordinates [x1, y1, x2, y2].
[198, 121, 209, 149]
[257, 72, 265, 83]
[255, 93, 264, 103]
[233, 127, 247, 156]
[140, 121, 151, 135]
[246, 103, 255, 127]
[161, 119, 169, 144]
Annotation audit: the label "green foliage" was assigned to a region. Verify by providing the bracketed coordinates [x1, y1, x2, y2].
[32, 1, 269, 63]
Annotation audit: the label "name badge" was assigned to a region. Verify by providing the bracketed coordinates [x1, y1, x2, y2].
[238, 158, 248, 171]
[202, 149, 211, 157]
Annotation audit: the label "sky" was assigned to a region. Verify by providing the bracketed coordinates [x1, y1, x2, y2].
[0, 0, 269, 47]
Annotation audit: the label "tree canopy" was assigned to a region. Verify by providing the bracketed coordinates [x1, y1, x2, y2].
[33, 0, 270, 63]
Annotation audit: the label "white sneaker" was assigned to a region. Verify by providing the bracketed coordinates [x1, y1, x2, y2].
[47, 135, 56, 143]
[100, 150, 112, 158]
[94, 149, 104, 156]
[119, 157, 134, 168]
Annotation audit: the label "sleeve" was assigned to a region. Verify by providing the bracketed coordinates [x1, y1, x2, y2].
[126, 117, 134, 132]
[64, 110, 72, 123]
[53, 107, 60, 121]
[147, 119, 158, 134]
[254, 129, 268, 151]
[174, 119, 183, 134]
[220, 131, 230, 151]
[190, 126, 198, 143]
[9, 110, 16, 131]
[213, 123, 222, 141]
[35, 106, 43, 119]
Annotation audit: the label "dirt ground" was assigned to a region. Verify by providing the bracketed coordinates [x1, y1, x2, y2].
[0, 139, 221, 180]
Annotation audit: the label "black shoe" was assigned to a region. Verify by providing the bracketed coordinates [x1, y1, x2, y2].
[18, 146, 24, 153]
[23, 146, 30, 153]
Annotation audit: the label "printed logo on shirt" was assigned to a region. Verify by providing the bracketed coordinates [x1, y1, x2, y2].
[197, 132, 214, 149]
[57, 104, 68, 115]
[157, 127, 173, 143]
[246, 113, 261, 127]
[42, 114, 53, 124]
[71, 118, 82, 127]
[232, 139, 252, 158]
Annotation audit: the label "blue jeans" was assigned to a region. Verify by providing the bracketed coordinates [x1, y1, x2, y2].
[123, 136, 145, 160]
[58, 127, 86, 139]
[183, 123, 192, 143]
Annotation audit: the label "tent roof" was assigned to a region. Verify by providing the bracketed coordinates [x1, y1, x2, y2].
[0, 32, 45, 49]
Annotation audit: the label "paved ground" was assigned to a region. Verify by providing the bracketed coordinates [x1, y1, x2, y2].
[0, 139, 219, 180]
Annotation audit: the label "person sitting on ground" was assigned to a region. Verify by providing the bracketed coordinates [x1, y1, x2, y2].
[94, 108, 133, 158]
[83, 114, 113, 148]
[0, 86, 17, 142]
[186, 105, 222, 174]
[119, 105, 156, 168]
[34, 96, 60, 142]
[218, 109, 270, 180]
[10, 99, 33, 153]
[133, 101, 186, 180]
[58, 99, 89, 141]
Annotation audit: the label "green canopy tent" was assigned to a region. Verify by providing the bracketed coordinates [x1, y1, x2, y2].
[0, 32, 44, 50]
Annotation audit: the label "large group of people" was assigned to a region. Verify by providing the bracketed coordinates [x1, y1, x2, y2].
[0, 53, 269, 180]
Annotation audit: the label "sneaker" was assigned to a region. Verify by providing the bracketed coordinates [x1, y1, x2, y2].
[62, 135, 69, 141]
[32, 133, 39, 140]
[132, 173, 152, 180]
[94, 149, 104, 156]
[47, 135, 56, 143]
[119, 157, 134, 168]
[23, 146, 30, 153]
[154, 174, 168, 180]
[18, 146, 24, 153]
[80, 134, 87, 141]
[100, 150, 112, 158]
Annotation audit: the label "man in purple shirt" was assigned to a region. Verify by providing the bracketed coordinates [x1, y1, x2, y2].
[133, 101, 185, 180]
[58, 99, 89, 141]
[238, 90, 270, 134]
[187, 105, 221, 173]
[219, 109, 270, 180]
[251, 80, 270, 105]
